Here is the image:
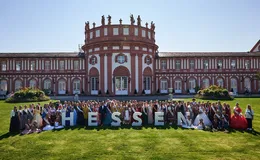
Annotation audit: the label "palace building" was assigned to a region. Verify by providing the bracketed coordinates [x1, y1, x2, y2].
[0, 15, 260, 96]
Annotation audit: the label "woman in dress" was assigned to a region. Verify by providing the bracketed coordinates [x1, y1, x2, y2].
[9, 106, 20, 133]
[167, 104, 175, 125]
[124, 104, 130, 124]
[230, 103, 247, 130]
[148, 101, 153, 125]
[75, 103, 85, 125]
[103, 103, 112, 126]
[18, 106, 26, 131]
[33, 105, 43, 128]
[245, 104, 254, 130]
[142, 102, 148, 125]
[193, 106, 212, 127]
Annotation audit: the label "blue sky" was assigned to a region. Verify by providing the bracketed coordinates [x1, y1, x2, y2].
[0, 0, 259, 52]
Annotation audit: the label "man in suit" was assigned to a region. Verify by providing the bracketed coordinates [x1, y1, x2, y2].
[99, 101, 107, 126]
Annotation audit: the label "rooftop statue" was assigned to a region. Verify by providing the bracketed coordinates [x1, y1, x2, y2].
[119, 18, 122, 25]
[130, 14, 135, 25]
[93, 22, 96, 28]
[137, 15, 141, 26]
[85, 21, 89, 30]
[101, 15, 105, 26]
[151, 21, 155, 31]
[107, 15, 111, 25]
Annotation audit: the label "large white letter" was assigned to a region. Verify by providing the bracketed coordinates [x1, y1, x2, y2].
[62, 112, 75, 126]
[132, 112, 142, 126]
[88, 112, 98, 126]
[154, 112, 164, 126]
[111, 112, 121, 126]
[177, 112, 186, 126]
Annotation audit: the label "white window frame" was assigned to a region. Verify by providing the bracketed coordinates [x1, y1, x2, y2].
[123, 28, 129, 35]
[142, 30, 146, 37]
[113, 28, 119, 35]
[134, 28, 138, 36]
[90, 32, 93, 39]
[74, 60, 79, 70]
[1, 61, 6, 71]
[95, 30, 100, 37]
[104, 28, 108, 36]
[73, 79, 80, 94]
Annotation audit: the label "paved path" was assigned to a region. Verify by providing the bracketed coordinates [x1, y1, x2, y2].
[50, 94, 260, 101]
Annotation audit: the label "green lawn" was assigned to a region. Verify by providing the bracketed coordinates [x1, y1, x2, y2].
[0, 98, 259, 160]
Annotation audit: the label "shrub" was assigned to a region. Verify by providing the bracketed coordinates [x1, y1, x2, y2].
[5, 87, 50, 103]
[196, 85, 233, 100]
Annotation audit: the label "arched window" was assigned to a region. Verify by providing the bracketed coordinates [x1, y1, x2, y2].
[244, 78, 251, 91]
[15, 80, 22, 91]
[188, 78, 196, 93]
[160, 79, 168, 93]
[217, 78, 224, 88]
[230, 78, 237, 93]
[29, 79, 36, 88]
[202, 78, 210, 89]
[73, 79, 80, 94]
[174, 79, 182, 93]
[58, 79, 66, 94]
[44, 79, 51, 90]
[0, 80, 7, 91]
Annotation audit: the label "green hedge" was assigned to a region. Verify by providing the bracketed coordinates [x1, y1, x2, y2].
[5, 87, 50, 103]
[195, 85, 234, 100]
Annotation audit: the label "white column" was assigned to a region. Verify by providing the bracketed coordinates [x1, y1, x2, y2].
[83, 59, 85, 70]
[104, 55, 107, 92]
[209, 59, 211, 69]
[13, 60, 15, 70]
[71, 60, 73, 70]
[251, 58, 253, 69]
[80, 59, 82, 70]
[135, 55, 139, 91]
[7, 60, 9, 70]
[228, 59, 231, 69]
[242, 59, 245, 68]
[184, 59, 186, 69]
[181, 59, 183, 69]
[68, 59, 70, 70]
[158, 59, 160, 69]
[170, 77, 172, 88]
[198, 77, 201, 87]
[57, 60, 59, 70]
[21, 60, 24, 70]
[195, 59, 197, 69]
[167, 59, 169, 69]
[42, 60, 44, 70]
[83, 77, 85, 92]
[226, 78, 228, 89]
[223, 59, 225, 69]
[257, 58, 259, 69]
[173, 59, 175, 69]
[36, 60, 38, 70]
[51, 60, 53, 70]
[27, 60, 29, 70]
[187, 59, 189, 69]
[65, 60, 67, 70]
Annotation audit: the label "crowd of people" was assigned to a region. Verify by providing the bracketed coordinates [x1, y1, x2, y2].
[9, 98, 254, 135]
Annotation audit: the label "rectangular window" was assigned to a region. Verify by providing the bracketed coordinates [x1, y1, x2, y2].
[134, 28, 138, 36]
[142, 30, 146, 37]
[1, 61, 6, 71]
[123, 28, 129, 35]
[59, 60, 65, 70]
[113, 28, 119, 35]
[161, 60, 166, 69]
[203, 60, 209, 69]
[104, 28, 108, 36]
[89, 32, 93, 39]
[176, 60, 181, 69]
[231, 60, 236, 69]
[45, 61, 50, 70]
[74, 60, 79, 70]
[16, 61, 21, 71]
[190, 60, 195, 69]
[245, 60, 250, 69]
[148, 31, 151, 39]
[30, 61, 35, 71]
[91, 77, 98, 90]
[95, 30, 100, 37]
[217, 60, 222, 69]
[144, 77, 151, 90]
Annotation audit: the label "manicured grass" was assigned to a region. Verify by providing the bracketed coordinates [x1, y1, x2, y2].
[0, 98, 259, 160]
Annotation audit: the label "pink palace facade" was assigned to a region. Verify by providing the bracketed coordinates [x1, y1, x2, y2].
[0, 15, 260, 96]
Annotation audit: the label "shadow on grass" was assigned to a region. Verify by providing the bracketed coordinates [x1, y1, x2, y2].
[1, 126, 259, 140]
